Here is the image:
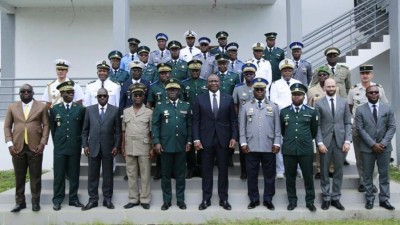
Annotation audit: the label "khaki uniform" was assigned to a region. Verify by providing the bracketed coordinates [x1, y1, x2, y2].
[122, 105, 153, 204]
[310, 64, 351, 98]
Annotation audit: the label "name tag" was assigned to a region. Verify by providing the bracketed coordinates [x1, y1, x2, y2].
[180, 111, 187, 114]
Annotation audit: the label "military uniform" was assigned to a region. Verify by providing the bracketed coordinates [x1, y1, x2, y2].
[280, 103, 318, 206]
[142, 63, 159, 83]
[270, 78, 306, 110]
[292, 59, 312, 87]
[307, 84, 325, 108]
[152, 79, 192, 206]
[232, 83, 254, 109]
[42, 78, 84, 106]
[193, 52, 215, 80]
[310, 64, 351, 98]
[247, 58, 272, 83]
[228, 59, 245, 77]
[149, 50, 171, 66]
[217, 71, 240, 95]
[84, 78, 120, 107]
[262, 47, 285, 82]
[49, 82, 85, 207]
[167, 59, 188, 81]
[120, 38, 141, 72]
[147, 81, 168, 106]
[108, 69, 129, 85]
[209, 31, 229, 56]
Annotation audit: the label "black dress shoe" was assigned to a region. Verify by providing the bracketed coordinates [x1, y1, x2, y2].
[11, 203, 26, 212]
[53, 203, 61, 211]
[177, 201, 187, 210]
[331, 200, 345, 210]
[240, 173, 247, 180]
[81, 202, 98, 211]
[372, 185, 378, 193]
[306, 203, 317, 212]
[321, 200, 330, 210]
[161, 202, 171, 211]
[287, 202, 297, 211]
[32, 203, 41, 212]
[247, 201, 260, 209]
[186, 170, 194, 179]
[69, 201, 84, 207]
[358, 185, 366, 192]
[141, 203, 150, 209]
[379, 200, 395, 210]
[263, 201, 275, 210]
[103, 201, 115, 209]
[219, 200, 232, 210]
[365, 201, 374, 210]
[344, 160, 350, 165]
[198, 200, 211, 210]
[124, 175, 128, 181]
[124, 202, 140, 209]
[153, 170, 161, 180]
[314, 172, 321, 179]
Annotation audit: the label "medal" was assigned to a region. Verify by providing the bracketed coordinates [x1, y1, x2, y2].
[56, 114, 61, 127]
[164, 110, 169, 124]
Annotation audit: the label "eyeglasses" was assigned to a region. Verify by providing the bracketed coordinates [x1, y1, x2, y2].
[254, 88, 265, 92]
[20, 90, 32, 94]
[318, 73, 328, 76]
[133, 93, 144, 98]
[129, 44, 137, 47]
[97, 94, 108, 98]
[200, 43, 209, 46]
[367, 91, 379, 95]
[66, 91, 75, 94]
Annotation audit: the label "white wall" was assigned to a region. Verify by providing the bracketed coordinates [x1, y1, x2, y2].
[13, 0, 354, 79]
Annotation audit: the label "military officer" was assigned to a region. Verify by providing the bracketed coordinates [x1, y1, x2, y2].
[122, 83, 154, 210]
[120, 38, 141, 72]
[348, 64, 388, 193]
[262, 32, 285, 82]
[181, 59, 208, 178]
[166, 40, 188, 81]
[149, 33, 171, 66]
[270, 59, 307, 179]
[239, 77, 281, 210]
[137, 46, 159, 83]
[226, 42, 245, 77]
[247, 42, 272, 84]
[232, 63, 257, 180]
[42, 59, 84, 109]
[152, 78, 192, 211]
[108, 50, 130, 85]
[179, 30, 201, 62]
[49, 81, 85, 211]
[209, 31, 229, 56]
[290, 42, 312, 87]
[84, 60, 121, 107]
[310, 47, 351, 98]
[193, 37, 215, 79]
[215, 53, 240, 96]
[280, 83, 318, 212]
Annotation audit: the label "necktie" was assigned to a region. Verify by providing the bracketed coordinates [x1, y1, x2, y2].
[257, 60, 260, 67]
[258, 101, 262, 108]
[66, 104, 70, 111]
[295, 61, 299, 68]
[101, 81, 104, 88]
[131, 55, 134, 61]
[286, 81, 290, 86]
[372, 104, 377, 123]
[24, 104, 29, 144]
[173, 101, 176, 108]
[295, 106, 300, 114]
[114, 69, 118, 75]
[203, 53, 207, 60]
[100, 107, 105, 121]
[331, 67, 335, 74]
[189, 47, 192, 53]
[330, 98, 335, 117]
[174, 60, 177, 65]
[269, 48, 272, 53]
[161, 51, 164, 58]
[231, 61, 235, 70]
[212, 93, 218, 118]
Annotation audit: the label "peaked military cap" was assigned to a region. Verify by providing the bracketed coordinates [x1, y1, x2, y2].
[324, 47, 341, 56]
[128, 38, 140, 45]
[242, 63, 257, 73]
[252, 77, 269, 88]
[129, 60, 145, 70]
[56, 80, 75, 92]
[108, 50, 123, 60]
[198, 37, 211, 45]
[54, 59, 70, 70]
[184, 30, 197, 38]
[290, 83, 308, 94]
[359, 64, 373, 72]
[317, 67, 330, 75]
[156, 33, 168, 41]
[167, 40, 182, 50]
[252, 42, 265, 51]
[225, 42, 239, 51]
[137, 46, 150, 54]
[188, 59, 203, 70]
[264, 32, 278, 39]
[129, 82, 146, 93]
[165, 78, 181, 90]
[157, 63, 172, 73]
[96, 60, 110, 70]
[215, 53, 229, 62]
[216, 31, 229, 39]
[279, 58, 295, 70]
[289, 42, 304, 50]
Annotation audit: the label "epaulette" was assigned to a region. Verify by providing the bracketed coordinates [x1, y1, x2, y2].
[338, 64, 349, 69]
[181, 78, 190, 83]
[87, 80, 96, 85]
[235, 83, 244, 87]
[47, 80, 56, 86]
[229, 71, 239, 76]
[69, 79, 78, 84]
[150, 50, 158, 54]
[150, 81, 159, 86]
[304, 105, 315, 110]
[111, 80, 120, 85]
[237, 59, 244, 64]
[72, 102, 77, 107]
[352, 84, 359, 89]
[242, 101, 247, 105]
[376, 83, 383, 88]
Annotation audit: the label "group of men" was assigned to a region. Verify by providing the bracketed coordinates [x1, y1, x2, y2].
[4, 29, 396, 213]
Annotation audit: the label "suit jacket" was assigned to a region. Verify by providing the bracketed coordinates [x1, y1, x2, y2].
[82, 104, 121, 157]
[119, 78, 150, 115]
[355, 102, 396, 153]
[315, 96, 352, 148]
[192, 91, 238, 148]
[4, 100, 50, 153]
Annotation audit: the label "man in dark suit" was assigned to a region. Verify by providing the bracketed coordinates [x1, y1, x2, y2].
[4, 84, 50, 212]
[315, 78, 352, 211]
[81, 88, 121, 211]
[193, 74, 238, 211]
[49, 81, 85, 211]
[355, 85, 396, 210]
[119, 60, 150, 116]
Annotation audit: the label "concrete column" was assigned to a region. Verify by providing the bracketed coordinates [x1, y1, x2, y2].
[286, 0, 302, 55]
[1, 11, 15, 116]
[389, 0, 400, 166]
[113, 0, 130, 53]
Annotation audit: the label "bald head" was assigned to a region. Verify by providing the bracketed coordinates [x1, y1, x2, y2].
[207, 74, 220, 93]
[324, 78, 337, 97]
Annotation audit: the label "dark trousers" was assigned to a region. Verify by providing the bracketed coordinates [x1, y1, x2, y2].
[240, 151, 247, 174]
[186, 146, 202, 171]
[283, 154, 315, 204]
[202, 136, 229, 201]
[161, 151, 186, 203]
[52, 153, 81, 204]
[12, 144, 43, 204]
[246, 152, 276, 202]
[87, 149, 113, 203]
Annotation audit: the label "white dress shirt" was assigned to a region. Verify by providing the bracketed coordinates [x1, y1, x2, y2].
[209, 90, 220, 110]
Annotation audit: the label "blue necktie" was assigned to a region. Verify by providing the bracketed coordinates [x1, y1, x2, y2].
[100, 107, 105, 121]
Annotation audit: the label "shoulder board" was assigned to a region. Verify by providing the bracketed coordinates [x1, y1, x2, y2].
[47, 80, 56, 86]
[150, 81, 159, 86]
[69, 79, 78, 84]
[303, 60, 310, 64]
[247, 59, 254, 62]
[87, 80, 96, 84]
[150, 50, 158, 54]
[235, 83, 244, 87]
[181, 78, 190, 83]
[376, 83, 383, 87]
[338, 64, 349, 69]
[229, 71, 239, 76]
[237, 59, 244, 64]
[111, 80, 120, 85]
[352, 84, 358, 89]
[275, 47, 283, 51]
[304, 105, 315, 110]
